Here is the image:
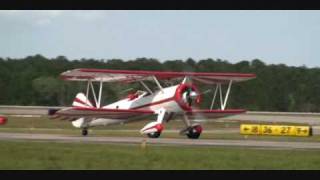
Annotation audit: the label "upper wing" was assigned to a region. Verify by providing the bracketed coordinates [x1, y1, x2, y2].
[49, 107, 155, 121]
[185, 109, 246, 120]
[60, 68, 256, 84]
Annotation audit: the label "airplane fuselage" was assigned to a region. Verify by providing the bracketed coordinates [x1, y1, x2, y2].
[104, 84, 182, 112]
[76, 83, 196, 128]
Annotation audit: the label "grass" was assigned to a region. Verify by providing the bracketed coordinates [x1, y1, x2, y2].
[0, 140, 320, 170]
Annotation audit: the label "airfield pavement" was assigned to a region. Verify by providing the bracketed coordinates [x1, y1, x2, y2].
[1, 132, 320, 150]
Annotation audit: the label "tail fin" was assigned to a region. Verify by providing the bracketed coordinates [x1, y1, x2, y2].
[72, 93, 94, 108]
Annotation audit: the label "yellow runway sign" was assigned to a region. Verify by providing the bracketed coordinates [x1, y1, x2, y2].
[240, 124, 311, 136]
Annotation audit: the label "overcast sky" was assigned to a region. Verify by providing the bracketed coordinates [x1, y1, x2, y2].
[0, 10, 319, 67]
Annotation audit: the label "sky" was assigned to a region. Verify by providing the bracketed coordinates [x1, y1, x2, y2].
[0, 10, 320, 67]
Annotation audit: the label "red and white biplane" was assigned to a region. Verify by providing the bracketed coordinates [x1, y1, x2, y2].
[49, 69, 256, 139]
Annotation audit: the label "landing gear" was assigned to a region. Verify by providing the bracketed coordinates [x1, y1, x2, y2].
[140, 108, 166, 138]
[180, 124, 203, 139]
[147, 132, 161, 138]
[186, 125, 202, 139]
[181, 114, 203, 139]
[82, 128, 88, 136]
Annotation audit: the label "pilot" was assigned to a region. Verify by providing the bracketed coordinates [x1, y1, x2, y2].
[127, 91, 139, 100]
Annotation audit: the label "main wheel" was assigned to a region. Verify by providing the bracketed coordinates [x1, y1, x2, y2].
[186, 125, 202, 139]
[147, 132, 161, 138]
[82, 128, 88, 136]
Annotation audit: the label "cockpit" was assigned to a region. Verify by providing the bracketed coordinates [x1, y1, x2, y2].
[127, 90, 148, 101]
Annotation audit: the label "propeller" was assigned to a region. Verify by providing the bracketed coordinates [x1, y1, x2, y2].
[183, 88, 212, 106]
[184, 87, 199, 106]
[186, 87, 192, 106]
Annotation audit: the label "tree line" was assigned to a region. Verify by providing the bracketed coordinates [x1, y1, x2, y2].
[0, 54, 319, 112]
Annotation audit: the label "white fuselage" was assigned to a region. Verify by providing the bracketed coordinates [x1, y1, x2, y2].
[104, 85, 181, 112]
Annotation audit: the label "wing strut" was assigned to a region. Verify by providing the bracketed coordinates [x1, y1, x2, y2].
[85, 80, 90, 105]
[86, 80, 104, 108]
[152, 76, 164, 92]
[139, 81, 153, 95]
[97, 80, 103, 108]
[209, 80, 233, 110]
[89, 81, 98, 107]
[210, 84, 219, 110]
[222, 80, 233, 110]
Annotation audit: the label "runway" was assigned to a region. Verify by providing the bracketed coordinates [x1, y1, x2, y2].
[1, 132, 320, 150]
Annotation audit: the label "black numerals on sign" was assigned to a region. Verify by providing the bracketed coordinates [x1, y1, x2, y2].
[251, 126, 259, 133]
[263, 126, 272, 134]
[280, 127, 291, 134]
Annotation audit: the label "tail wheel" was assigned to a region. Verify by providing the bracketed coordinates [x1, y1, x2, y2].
[82, 128, 88, 136]
[147, 132, 161, 138]
[186, 125, 202, 139]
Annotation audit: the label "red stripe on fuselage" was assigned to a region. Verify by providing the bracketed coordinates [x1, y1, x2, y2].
[131, 97, 176, 110]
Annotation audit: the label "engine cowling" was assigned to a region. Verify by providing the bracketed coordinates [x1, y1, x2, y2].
[0, 116, 7, 125]
[140, 121, 164, 135]
[174, 83, 201, 111]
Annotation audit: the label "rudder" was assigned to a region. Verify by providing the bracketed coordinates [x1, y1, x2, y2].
[72, 93, 94, 108]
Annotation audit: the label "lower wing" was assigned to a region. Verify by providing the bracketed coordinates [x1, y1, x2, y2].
[49, 107, 155, 121]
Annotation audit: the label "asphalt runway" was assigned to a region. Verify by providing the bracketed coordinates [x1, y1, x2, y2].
[1, 132, 320, 150]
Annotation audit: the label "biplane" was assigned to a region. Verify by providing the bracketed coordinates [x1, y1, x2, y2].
[48, 69, 256, 139]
